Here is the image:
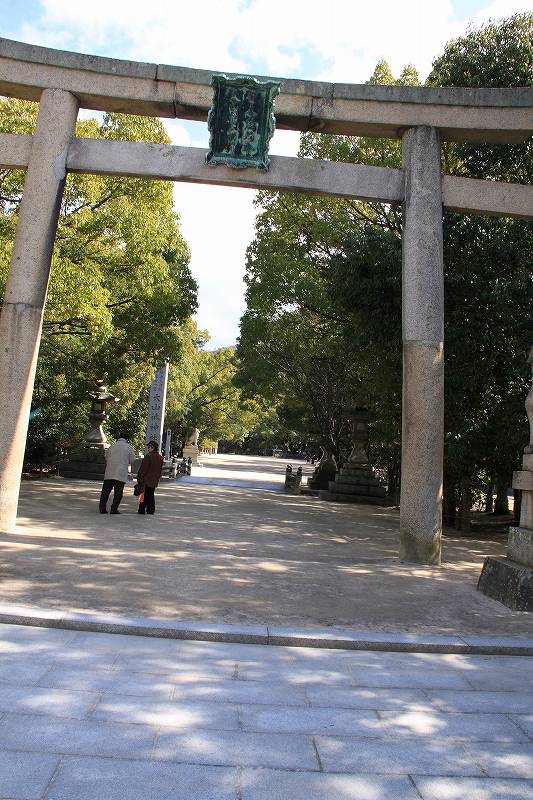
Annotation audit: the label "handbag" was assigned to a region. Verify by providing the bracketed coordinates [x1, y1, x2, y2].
[133, 481, 144, 497]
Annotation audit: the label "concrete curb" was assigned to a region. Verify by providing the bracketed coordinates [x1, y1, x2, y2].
[0, 604, 532, 655]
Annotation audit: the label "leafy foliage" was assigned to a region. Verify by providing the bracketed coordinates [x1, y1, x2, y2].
[0, 100, 198, 462]
[237, 16, 533, 522]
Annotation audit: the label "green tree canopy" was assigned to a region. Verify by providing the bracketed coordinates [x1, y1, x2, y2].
[0, 100, 198, 461]
[238, 16, 532, 523]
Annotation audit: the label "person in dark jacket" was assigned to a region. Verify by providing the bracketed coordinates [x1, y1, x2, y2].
[137, 440, 164, 515]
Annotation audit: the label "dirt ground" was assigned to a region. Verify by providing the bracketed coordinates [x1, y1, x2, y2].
[1, 454, 531, 637]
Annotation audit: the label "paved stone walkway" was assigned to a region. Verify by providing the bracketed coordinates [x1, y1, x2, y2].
[1, 622, 533, 799]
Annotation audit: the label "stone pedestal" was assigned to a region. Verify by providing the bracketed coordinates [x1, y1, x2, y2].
[478, 348, 533, 611]
[319, 465, 387, 505]
[59, 446, 107, 481]
[477, 555, 533, 612]
[182, 445, 199, 465]
[58, 380, 118, 482]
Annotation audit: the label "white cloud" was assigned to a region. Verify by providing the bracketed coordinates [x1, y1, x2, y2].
[472, 0, 532, 23]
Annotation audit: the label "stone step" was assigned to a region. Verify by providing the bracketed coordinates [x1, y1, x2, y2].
[339, 467, 372, 478]
[318, 490, 387, 505]
[334, 474, 384, 487]
[330, 481, 386, 497]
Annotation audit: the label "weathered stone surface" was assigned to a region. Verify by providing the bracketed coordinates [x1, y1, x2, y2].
[477, 556, 533, 611]
[514, 471, 533, 491]
[400, 126, 444, 566]
[1, 37, 531, 142]
[319, 462, 387, 506]
[2, 132, 531, 220]
[0, 89, 78, 533]
[59, 447, 107, 480]
[331, 481, 385, 497]
[399, 343, 444, 565]
[508, 527, 533, 569]
[319, 490, 386, 505]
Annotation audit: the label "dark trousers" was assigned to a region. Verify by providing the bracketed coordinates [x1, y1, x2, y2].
[99, 479, 125, 512]
[138, 485, 156, 515]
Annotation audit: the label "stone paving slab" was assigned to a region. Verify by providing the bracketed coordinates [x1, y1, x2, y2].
[0, 749, 60, 799]
[377, 709, 528, 742]
[350, 666, 473, 690]
[240, 705, 384, 736]
[0, 713, 157, 759]
[239, 768, 420, 799]
[467, 743, 533, 778]
[413, 776, 533, 799]
[427, 689, 533, 714]
[0, 657, 53, 686]
[0, 684, 98, 719]
[153, 729, 318, 770]
[513, 715, 533, 738]
[37, 666, 178, 699]
[90, 696, 240, 730]
[314, 736, 485, 776]
[48, 756, 237, 800]
[304, 684, 430, 710]
[171, 679, 310, 707]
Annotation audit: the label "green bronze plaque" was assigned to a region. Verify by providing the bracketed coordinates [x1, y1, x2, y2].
[206, 74, 280, 171]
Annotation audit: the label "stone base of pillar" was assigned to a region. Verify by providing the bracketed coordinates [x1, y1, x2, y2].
[477, 555, 533, 612]
[182, 445, 200, 465]
[58, 446, 107, 481]
[508, 526, 533, 569]
[319, 465, 388, 506]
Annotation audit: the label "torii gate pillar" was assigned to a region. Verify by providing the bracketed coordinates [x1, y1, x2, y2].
[400, 125, 444, 565]
[0, 89, 78, 532]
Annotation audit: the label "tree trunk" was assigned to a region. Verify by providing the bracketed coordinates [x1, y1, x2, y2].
[494, 480, 510, 515]
[514, 489, 522, 523]
[485, 476, 494, 513]
[387, 460, 400, 506]
[443, 475, 457, 526]
[456, 475, 471, 534]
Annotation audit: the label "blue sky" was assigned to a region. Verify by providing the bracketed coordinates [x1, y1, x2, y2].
[1, 0, 530, 347]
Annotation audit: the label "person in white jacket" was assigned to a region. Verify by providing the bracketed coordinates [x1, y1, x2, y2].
[99, 434, 136, 514]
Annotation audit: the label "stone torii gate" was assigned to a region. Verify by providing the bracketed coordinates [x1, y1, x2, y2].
[0, 38, 532, 564]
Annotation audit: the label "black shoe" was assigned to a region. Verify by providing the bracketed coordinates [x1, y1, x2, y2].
[110, 510, 120, 515]
[137, 510, 145, 515]
[99, 509, 108, 514]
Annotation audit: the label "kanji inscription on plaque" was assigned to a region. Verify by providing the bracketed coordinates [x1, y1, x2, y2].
[206, 74, 280, 171]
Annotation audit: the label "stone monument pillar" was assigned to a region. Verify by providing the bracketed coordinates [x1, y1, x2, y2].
[183, 427, 200, 465]
[164, 429, 172, 460]
[399, 126, 444, 565]
[145, 363, 169, 452]
[478, 348, 533, 610]
[0, 89, 79, 532]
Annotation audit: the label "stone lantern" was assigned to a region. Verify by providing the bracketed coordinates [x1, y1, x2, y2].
[59, 379, 120, 480]
[346, 407, 370, 466]
[319, 406, 387, 506]
[84, 380, 119, 446]
[478, 347, 533, 610]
